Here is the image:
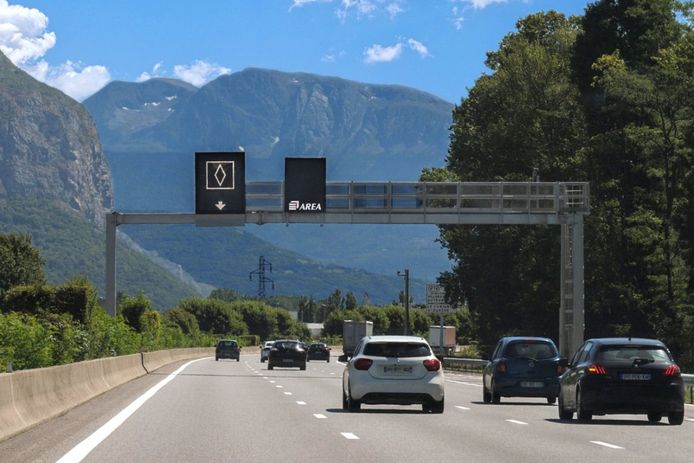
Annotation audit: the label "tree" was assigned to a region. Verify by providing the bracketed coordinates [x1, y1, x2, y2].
[178, 298, 247, 335]
[208, 288, 242, 302]
[432, 11, 586, 349]
[344, 291, 358, 310]
[119, 293, 153, 332]
[0, 233, 45, 300]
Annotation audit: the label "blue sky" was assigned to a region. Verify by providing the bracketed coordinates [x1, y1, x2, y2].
[1, 0, 590, 102]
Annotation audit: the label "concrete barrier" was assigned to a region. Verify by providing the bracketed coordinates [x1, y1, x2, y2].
[0, 347, 213, 443]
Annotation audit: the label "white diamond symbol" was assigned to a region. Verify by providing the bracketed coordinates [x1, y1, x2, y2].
[214, 164, 226, 187]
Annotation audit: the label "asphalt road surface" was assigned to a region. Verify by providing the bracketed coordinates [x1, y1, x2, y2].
[2, 353, 693, 463]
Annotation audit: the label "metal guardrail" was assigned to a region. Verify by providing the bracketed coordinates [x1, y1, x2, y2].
[683, 374, 694, 386]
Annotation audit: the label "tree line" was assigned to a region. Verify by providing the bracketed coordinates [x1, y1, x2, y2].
[427, 0, 694, 367]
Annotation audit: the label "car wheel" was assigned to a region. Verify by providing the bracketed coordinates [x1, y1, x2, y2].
[236, 357, 240, 362]
[347, 386, 361, 412]
[647, 412, 662, 423]
[268, 363, 274, 370]
[215, 357, 218, 361]
[576, 388, 592, 422]
[327, 357, 330, 363]
[423, 398, 444, 414]
[342, 389, 349, 410]
[558, 394, 573, 421]
[482, 382, 492, 404]
[667, 410, 684, 425]
[300, 364, 306, 371]
[261, 358, 265, 363]
[547, 396, 556, 405]
[307, 358, 310, 362]
[491, 380, 501, 404]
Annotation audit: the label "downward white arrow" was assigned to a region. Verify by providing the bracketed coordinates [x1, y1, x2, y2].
[215, 201, 226, 210]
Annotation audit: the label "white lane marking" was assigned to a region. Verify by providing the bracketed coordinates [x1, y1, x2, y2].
[284, 392, 293, 395]
[296, 401, 307, 405]
[263, 376, 268, 379]
[269, 380, 276, 383]
[313, 414, 327, 419]
[56, 357, 208, 463]
[276, 385, 284, 388]
[455, 405, 470, 410]
[447, 380, 482, 388]
[686, 404, 694, 408]
[506, 419, 528, 425]
[341, 432, 359, 440]
[684, 418, 694, 422]
[330, 372, 336, 375]
[337, 361, 346, 365]
[590, 441, 624, 450]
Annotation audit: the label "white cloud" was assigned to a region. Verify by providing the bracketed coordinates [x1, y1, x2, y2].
[289, 0, 332, 10]
[451, 6, 464, 30]
[136, 61, 164, 82]
[0, 1, 110, 100]
[385, 2, 403, 19]
[407, 38, 428, 58]
[336, 0, 376, 21]
[363, 37, 428, 64]
[25, 60, 110, 101]
[466, 0, 508, 9]
[363, 42, 403, 63]
[321, 49, 345, 63]
[173, 60, 231, 87]
[0, 0, 55, 64]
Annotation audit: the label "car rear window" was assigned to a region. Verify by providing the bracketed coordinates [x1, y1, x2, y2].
[219, 341, 237, 347]
[275, 341, 300, 349]
[504, 341, 557, 360]
[597, 345, 671, 364]
[363, 342, 431, 358]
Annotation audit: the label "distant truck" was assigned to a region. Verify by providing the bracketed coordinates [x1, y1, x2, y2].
[340, 320, 373, 361]
[428, 325, 456, 357]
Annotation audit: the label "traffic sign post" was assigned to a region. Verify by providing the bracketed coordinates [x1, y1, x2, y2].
[195, 152, 246, 214]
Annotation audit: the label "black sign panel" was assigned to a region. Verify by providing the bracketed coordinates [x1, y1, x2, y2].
[284, 157, 326, 213]
[195, 152, 245, 214]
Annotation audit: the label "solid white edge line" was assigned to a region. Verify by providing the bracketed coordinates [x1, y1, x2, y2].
[455, 405, 470, 410]
[684, 418, 694, 422]
[313, 414, 327, 419]
[56, 357, 209, 463]
[341, 432, 359, 440]
[590, 441, 624, 450]
[505, 419, 528, 425]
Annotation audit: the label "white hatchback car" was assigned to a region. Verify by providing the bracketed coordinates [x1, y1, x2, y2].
[342, 335, 444, 413]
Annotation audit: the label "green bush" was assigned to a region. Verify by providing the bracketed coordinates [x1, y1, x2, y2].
[2, 278, 97, 323]
[238, 334, 260, 346]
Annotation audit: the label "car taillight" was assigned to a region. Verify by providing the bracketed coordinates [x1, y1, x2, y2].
[423, 358, 441, 371]
[587, 364, 607, 375]
[354, 358, 373, 370]
[664, 364, 681, 377]
[496, 360, 507, 373]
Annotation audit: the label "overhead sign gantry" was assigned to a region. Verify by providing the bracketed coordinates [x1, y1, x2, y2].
[105, 152, 589, 356]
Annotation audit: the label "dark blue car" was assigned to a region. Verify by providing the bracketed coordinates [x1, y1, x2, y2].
[482, 336, 566, 404]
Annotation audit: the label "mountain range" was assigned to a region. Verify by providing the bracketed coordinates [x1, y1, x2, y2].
[83, 69, 455, 301]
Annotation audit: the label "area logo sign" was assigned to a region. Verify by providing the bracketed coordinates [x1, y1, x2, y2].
[288, 200, 322, 211]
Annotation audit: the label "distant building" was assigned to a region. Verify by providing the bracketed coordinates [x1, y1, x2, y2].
[305, 323, 324, 338]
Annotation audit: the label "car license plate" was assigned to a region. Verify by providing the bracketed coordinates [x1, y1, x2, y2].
[384, 365, 413, 375]
[621, 373, 651, 381]
[520, 381, 543, 388]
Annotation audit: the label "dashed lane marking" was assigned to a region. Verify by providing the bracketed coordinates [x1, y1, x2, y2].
[269, 380, 276, 383]
[297, 401, 307, 405]
[276, 385, 284, 388]
[455, 405, 470, 410]
[447, 380, 482, 388]
[313, 414, 327, 419]
[590, 441, 624, 450]
[506, 419, 528, 425]
[684, 418, 694, 422]
[284, 392, 293, 395]
[341, 432, 359, 440]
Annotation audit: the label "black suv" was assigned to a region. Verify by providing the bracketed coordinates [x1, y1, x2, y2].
[558, 337, 684, 424]
[216, 339, 241, 361]
[268, 340, 307, 370]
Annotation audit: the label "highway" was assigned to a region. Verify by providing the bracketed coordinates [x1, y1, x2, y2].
[1, 353, 693, 463]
